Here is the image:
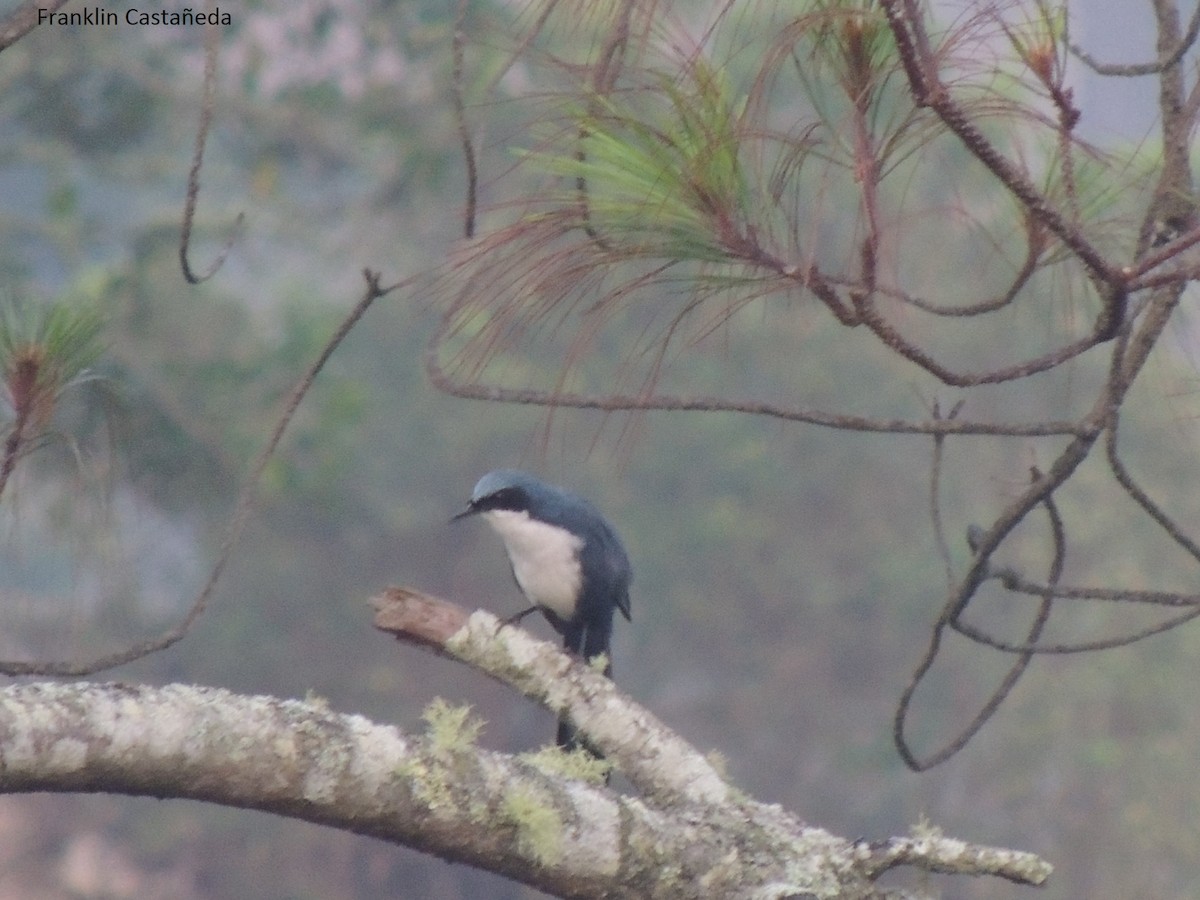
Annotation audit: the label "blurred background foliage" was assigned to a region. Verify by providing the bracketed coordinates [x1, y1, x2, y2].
[0, 0, 1199, 897]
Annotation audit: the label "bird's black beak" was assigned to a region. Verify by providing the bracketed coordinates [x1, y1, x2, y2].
[451, 503, 477, 523]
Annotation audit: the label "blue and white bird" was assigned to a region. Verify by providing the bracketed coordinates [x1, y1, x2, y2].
[454, 469, 632, 752]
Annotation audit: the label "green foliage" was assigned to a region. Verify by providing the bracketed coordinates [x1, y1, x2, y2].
[422, 698, 485, 753]
[1001, 0, 1068, 85]
[0, 298, 104, 396]
[524, 56, 754, 266]
[801, 0, 899, 99]
[520, 744, 611, 784]
[501, 785, 563, 866]
[0, 297, 105, 442]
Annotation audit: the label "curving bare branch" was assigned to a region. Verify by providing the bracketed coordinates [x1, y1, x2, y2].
[1067, 0, 1200, 76]
[896, 471, 1064, 770]
[0, 271, 398, 677]
[452, 0, 478, 238]
[426, 313, 1084, 437]
[179, 15, 243, 284]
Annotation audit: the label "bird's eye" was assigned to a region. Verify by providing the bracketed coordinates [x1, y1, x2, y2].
[493, 487, 527, 509]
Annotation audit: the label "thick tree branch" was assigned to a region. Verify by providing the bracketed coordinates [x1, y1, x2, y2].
[0, 681, 635, 898]
[369, 588, 1051, 893]
[0, 678, 1051, 898]
[372, 586, 729, 807]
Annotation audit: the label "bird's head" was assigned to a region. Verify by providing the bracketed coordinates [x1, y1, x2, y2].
[452, 469, 542, 521]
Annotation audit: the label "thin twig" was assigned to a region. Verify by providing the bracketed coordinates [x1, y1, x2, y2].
[452, 0, 477, 238]
[425, 311, 1084, 436]
[1107, 407, 1200, 563]
[927, 399, 962, 588]
[1067, 1, 1200, 76]
[895, 215, 1044, 317]
[180, 13, 244, 285]
[954, 602, 1200, 654]
[0, 0, 70, 52]
[897, 471, 1063, 770]
[0, 403, 31, 503]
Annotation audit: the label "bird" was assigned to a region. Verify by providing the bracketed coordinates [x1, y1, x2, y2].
[454, 469, 632, 755]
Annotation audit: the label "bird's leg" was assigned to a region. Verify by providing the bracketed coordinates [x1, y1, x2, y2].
[501, 605, 539, 627]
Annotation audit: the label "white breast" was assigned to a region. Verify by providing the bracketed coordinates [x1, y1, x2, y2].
[482, 509, 583, 619]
